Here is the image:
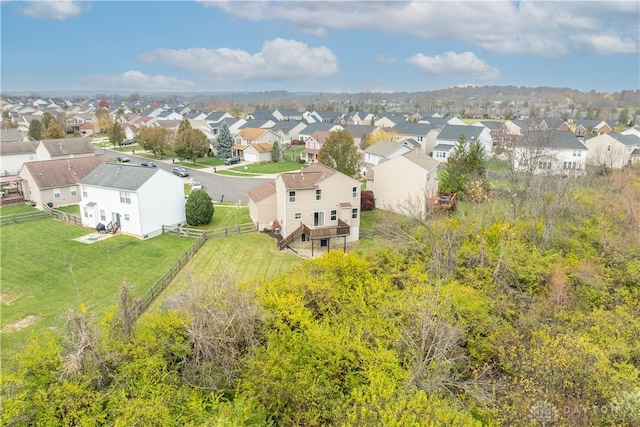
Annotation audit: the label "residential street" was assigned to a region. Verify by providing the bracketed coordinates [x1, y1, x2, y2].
[98, 146, 270, 203]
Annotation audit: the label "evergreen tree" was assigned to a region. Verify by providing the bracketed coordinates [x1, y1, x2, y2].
[271, 140, 281, 163]
[28, 118, 44, 141]
[216, 122, 233, 159]
[185, 189, 213, 226]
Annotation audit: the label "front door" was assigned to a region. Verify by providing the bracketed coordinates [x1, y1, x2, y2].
[112, 212, 121, 229]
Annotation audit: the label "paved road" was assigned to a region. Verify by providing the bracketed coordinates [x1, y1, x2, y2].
[97, 147, 270, 203]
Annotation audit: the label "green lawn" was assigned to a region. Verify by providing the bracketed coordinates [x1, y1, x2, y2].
[0, 204, 39, 216]
[145, 232, 306, 315]
[0, 219, 193, 354]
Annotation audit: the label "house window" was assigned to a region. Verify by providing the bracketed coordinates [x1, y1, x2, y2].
[28, 153, 35, 161]
[294, 212, 302, 220]
[119, 191, 131, 204]
[70, 186, 77, 197]
[301, 234, 309, 242]
[53, 188, 61, 199]
[124, 214, 130, 221]
[100, 210, 106, 221]
[288, 190, 296, 203]
[82, 186, 87, 197]
[314, 211, 325, 227]
[417, 136, 423, 142]
[83, 206, 91, 218]
[352, 208, 359, 219]
[563, 161, 577, 170]
[330, 209, 337, 221]
[573, 150, 581, 157]
[352, 186, 358, 198]
[315, 188, 322, 201]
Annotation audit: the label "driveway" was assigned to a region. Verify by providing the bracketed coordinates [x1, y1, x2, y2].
[99, 148, 269, 203]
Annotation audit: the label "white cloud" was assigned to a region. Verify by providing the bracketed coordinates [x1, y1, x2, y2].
[375, 54, 396, 64]
[137, 38, 338, 83]
[407, 51, 500, 81]
[570, 34, 638, 55]
[200, 1, 639, 58]
[79, 71, 195, 91]
[17, 0, 87, 20]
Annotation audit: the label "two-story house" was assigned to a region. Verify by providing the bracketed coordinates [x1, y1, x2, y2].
[371, 150, 441, 220]
[302, 130, 330, 163]
[19, 155, 109, 208]
[233, 128, 279, 160]
[432, 124, 493, 162]
[79, 163, 185, 239]
[248, 163, 361, 255]
[512, 130, 587, 176]
[392, 122, 440, 155]
[584, 132, 640, 170]
[0, 141, 39, 175]
[35, 138, 96, 161]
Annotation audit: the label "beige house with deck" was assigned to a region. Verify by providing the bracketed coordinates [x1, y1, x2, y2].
[248, 163, 361, 255]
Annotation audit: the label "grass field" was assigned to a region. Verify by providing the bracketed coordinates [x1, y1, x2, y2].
[0, 218, 194, 354]
[145, 232, 306, 314]
[0, 204, 39, 216]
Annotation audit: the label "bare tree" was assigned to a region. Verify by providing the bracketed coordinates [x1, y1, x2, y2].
[174, 268, 264, 392]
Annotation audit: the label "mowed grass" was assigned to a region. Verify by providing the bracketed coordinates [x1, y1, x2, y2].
[0, 218, 193, 354]
[0, 204, 39, 216]
[145, 232, 306, 314]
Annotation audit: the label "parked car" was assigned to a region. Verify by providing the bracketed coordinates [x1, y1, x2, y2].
[191, 181, 203, 190]
[141, 161, 156, 168]
[116, 156, 130, 162]
[224, 156, 240, 165]
[172, 167, 189, 177]
[121, 139, 135, 146]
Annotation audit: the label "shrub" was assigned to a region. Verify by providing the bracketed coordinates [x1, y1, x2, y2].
[361, 190, 376, 211]
[185, 190, 214, 226]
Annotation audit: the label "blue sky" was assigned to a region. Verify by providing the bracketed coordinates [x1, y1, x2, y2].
[1, 0, 639, 94]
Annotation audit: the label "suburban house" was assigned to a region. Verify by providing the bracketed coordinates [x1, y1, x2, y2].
[79, 163, 186, 239]
[392, 122, 439, 155]
[503, 119, 537, 140]
[244, 143, 273, 163]
[343, 124, 383, 148]
[363, 140, 413, 175]
[35, 138, 95, 161]
[0, 128, 27, 143]
[537, 118, 571, 132]
[584, 132, 640, 170]
[271, 121, 308, 144]
[574, 120, 615, 138]
[432, 124, 493, 162]
[302, 130, 330, 163]
[247, 163, 361, 255]
[472, 120, 510, 149]
[512, 130, 587, 176]
[273, 108, 304, 121]
[297, 123, 342, 142]
[18, 155, 109, 208]
[0, 141, 39, 175]
[371, 149, 441, 219]
[247, 181, 277, 231]
[232, 128, 280, 160]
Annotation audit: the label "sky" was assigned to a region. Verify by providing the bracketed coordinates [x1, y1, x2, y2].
[1, 0, 639, 94]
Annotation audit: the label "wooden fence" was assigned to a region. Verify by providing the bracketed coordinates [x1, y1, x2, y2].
[134, 232, 208, 316]
[134, 222, 257, 317]
[43, 205, 83, 225]
[0, 210, 49, 225]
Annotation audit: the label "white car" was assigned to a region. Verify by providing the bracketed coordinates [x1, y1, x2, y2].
[191, 181, 203, 190]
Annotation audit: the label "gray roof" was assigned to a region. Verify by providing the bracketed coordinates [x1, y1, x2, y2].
[609, 132, 640, 147]
[40, 138, 94, 156]
[365, 140, 405, 156]
[0, 128, 27, 143]
[0, 141, 38, 155]
[343, 124, 379, 138]
[437, 124, 484, 142]
[401, 149, 440, 171]
[392, 122, 435, 135]
[421, 117, 449, 128]
[79, 162, 160, 191]
[476, 121, 503, 130]
[299, 123, 337, 134]
[433, 143, 455, 152]
[515, 130, 587, 150]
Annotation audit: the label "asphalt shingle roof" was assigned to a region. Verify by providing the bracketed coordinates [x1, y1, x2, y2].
[79, 162, 160, 191]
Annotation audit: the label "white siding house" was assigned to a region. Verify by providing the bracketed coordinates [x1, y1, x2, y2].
[512, 130, 587, 176]
[79, 163, 185, 239]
